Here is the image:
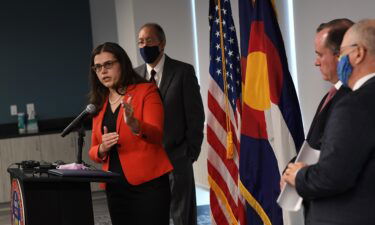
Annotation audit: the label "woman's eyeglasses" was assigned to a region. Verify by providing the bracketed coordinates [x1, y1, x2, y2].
[92, 60, 118, 73]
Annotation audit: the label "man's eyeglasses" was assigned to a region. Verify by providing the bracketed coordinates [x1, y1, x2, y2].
[339, 44, 358, 56]
[92, 60, 118, 73]
[137, 38, 159, 46]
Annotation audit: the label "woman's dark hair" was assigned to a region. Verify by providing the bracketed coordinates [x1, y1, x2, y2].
[88, 42, 146, 111]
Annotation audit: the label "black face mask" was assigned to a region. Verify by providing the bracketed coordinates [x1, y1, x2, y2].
[139, 46, 160, 64]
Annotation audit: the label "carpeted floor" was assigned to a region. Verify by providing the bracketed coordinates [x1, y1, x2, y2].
[196, 205, 211, 225]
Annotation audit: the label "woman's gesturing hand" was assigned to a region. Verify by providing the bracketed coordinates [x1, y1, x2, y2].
[122, 97, 140, 134]
[98, 126, 119, 158]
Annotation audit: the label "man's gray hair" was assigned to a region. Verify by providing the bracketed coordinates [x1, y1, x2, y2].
[139, 23, 166, 42]
[351, 19, 375, 56]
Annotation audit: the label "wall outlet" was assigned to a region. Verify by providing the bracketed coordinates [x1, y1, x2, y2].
[10, 105, 18, 116]
[26, 103, 35, 115]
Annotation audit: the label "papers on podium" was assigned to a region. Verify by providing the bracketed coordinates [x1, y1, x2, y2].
[277, 141, 320, 211]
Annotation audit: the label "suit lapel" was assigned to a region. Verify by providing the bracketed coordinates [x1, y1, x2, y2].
[326, 86, 349, 109]
[306, 93, 327, 140]
[116, 100, 124, 134]
[138, 64, 147, 79]
[95, 99, 108, 136]
[159, 55, 175, 98]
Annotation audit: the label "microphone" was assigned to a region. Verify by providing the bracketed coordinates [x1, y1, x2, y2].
[61, 104, 96, 137]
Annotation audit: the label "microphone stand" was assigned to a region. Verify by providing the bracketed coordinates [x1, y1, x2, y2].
[76, 124, 85, 164]
[59, 116, 92, 170]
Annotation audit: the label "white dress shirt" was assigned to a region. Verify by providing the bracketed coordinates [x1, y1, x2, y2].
[146, 54, 165, 87]
[352, 72, 375, 91]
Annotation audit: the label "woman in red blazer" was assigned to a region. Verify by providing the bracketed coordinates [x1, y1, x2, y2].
[88, 42, 173, 225]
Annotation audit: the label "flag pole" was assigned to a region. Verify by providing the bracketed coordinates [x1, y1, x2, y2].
[217, 0, 234, 159]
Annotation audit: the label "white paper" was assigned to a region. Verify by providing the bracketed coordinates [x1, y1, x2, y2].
[277, 141, 320, 211]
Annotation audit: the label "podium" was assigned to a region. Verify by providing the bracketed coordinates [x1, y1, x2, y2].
[8, 168, 119, 225]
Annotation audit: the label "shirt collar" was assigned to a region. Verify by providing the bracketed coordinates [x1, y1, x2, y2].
[352, 72, 375, 91]
[334, 80, 343, 90]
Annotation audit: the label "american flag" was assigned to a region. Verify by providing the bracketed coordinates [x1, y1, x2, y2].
[207, 0, 246, 224]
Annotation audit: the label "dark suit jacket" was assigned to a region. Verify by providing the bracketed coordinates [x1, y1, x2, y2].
[300, 86, 350, 224]
[306, 85, 351, 149]
[296, 77, 375, 225]
[135, 55, 205, 166]
[286, 86, 350, 167]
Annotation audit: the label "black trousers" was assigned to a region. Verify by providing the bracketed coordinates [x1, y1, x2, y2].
[106, 173, 170, 225]
[169, 157, 197, 225]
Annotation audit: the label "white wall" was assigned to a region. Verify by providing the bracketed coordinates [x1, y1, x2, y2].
[89, 0, 118, 46]
[130, 0, 196, 68]
[194, 0, 209, 115]
[114, 0, 138, 65]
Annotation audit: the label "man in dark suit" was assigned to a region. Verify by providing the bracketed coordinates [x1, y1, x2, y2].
[135, 23, 205, 225]
[281, 19, 353, 224]
[306, 19, 353, 150]
[283, 19, 375, 224]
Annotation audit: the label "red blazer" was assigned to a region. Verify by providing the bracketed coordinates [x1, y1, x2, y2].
[89, 83, 173, 186]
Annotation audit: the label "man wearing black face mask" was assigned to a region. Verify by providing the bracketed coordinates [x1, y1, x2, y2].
[135, 23, 205, 225]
